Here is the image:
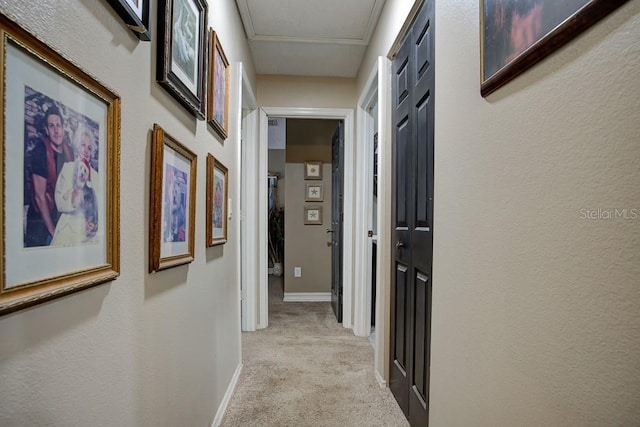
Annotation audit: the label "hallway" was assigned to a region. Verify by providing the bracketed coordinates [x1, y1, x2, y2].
[221, 276, 407, 426]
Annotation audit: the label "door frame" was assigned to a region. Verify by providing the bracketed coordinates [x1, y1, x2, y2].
[258, 107, 354, 329]
[354, 57, 393, 385]
[235, 63, 258, 332]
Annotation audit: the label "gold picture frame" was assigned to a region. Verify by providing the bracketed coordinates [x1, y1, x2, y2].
[0, 12, 121, 316]
[304, 160, 323, 180]
[207, 29, 230, 140]
[149, 124, 197, 272]
[206, 154, 228, 246]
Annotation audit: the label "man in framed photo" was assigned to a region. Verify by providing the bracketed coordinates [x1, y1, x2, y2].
[25, 104, 73, 247]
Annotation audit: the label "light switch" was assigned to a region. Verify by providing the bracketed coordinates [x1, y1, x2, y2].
[294, 267, 301, 277]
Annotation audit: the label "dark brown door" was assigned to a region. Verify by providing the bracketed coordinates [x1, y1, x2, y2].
[331, 122, 344, 322]
[389, 1, 434, 426]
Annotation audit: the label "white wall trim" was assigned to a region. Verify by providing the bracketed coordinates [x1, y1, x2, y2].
[353, 62, 379, 338]
[375, 56, 393, 384]
[237, 63, 258, 332]
[374, 368, 387, 388]
[283, 292, 332, 302]
[258, 109, 270, 329]
[260, 107, 355, 330]
[211, 363, 243, 427]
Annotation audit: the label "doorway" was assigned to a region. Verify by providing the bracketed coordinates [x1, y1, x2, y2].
[256, 108, 355, 329]
[330, 122, 344, 322]
[267, 119, 340, 312]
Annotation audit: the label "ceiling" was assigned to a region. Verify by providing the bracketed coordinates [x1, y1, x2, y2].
[236, 0, 386, 78]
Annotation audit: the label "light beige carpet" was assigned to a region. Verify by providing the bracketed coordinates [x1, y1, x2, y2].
[220, 276, 408, 426]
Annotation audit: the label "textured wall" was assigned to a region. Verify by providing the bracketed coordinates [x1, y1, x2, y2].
[430, 1, 640, 425]
[257, 75, 356, 109]
[0, 0, 254, 425]
[356, 0, 415, 93]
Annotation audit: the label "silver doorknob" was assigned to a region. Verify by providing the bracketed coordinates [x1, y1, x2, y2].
[396, 241, 404, 249]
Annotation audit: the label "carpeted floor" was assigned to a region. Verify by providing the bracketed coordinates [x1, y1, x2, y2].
[220, 276, 408, 426]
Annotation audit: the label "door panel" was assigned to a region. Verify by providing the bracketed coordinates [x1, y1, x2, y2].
[390, 1, 434, 426]
[394, 264, 408, 375]
[395, 119, 410, 228]
[416, 96, 431, 228]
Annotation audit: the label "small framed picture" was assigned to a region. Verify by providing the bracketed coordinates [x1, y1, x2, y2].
[304, 160, 323, 180]
[149, 124, 197, 272]
[305, 183, 323, 202]
[304, 206, 322, 225]
[207, 30, 230, 140]
[106, 0, 151, 41]
[0, 12, 121, 316]
[157, 0, 208, 118]
[206, 154, 228, 246]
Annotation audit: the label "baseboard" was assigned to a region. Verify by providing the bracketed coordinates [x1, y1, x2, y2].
[283, 292, 331, 302]
[375, 369, 387, 388]
[211, 363, 243, 427]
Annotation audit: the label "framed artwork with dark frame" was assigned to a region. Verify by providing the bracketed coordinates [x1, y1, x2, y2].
[0, 12, 121, 316]
[207, 29, 230, 140]
[305, 183, 323, 202]
[149, 124, 197, 272]
[106, 0, 152, 41]
[157, 0, 208, 118]
[304, 206, 322, 225]
[481, 0, 629, 96]
[304, 160, 323, 180]
[206, 154, 228, 246]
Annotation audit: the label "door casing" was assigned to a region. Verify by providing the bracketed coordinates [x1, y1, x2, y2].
[257, 107, 354, 329]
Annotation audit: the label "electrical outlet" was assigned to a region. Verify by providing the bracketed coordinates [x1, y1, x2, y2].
[294, 267, 301, 277]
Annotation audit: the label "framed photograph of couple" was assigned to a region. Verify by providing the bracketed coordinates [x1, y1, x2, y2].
[157, 0, 208, 119]
[481, 0, 629, 96]
[149, 124, 197, 272]
[206, 154, 228, 246]
[207, 30, 230, 140]
[106, 0, 151, 41]
[0, 13, 121, 316]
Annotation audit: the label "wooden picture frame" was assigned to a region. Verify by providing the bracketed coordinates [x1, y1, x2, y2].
[304, 206, 322, 225]
[207, 30, 230, 140]
[0, 12, 121, 316]
[206, 154, 228, 246]
[305, 183, 323, 202]
[481, 0, 629, 96]
[304, 160, 323, 180]
[157, 0, 208, 118]
[106, 0, 152, 41]
[149, 124, 197, 272]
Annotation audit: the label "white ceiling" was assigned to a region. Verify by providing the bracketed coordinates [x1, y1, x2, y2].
[236, 0, 386, 78]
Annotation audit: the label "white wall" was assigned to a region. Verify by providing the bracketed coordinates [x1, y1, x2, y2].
[0, 1, 255, 425]
[257, 75, 356, 109]
[356, 0, 416, 94]
[430, 1, 640, 425]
